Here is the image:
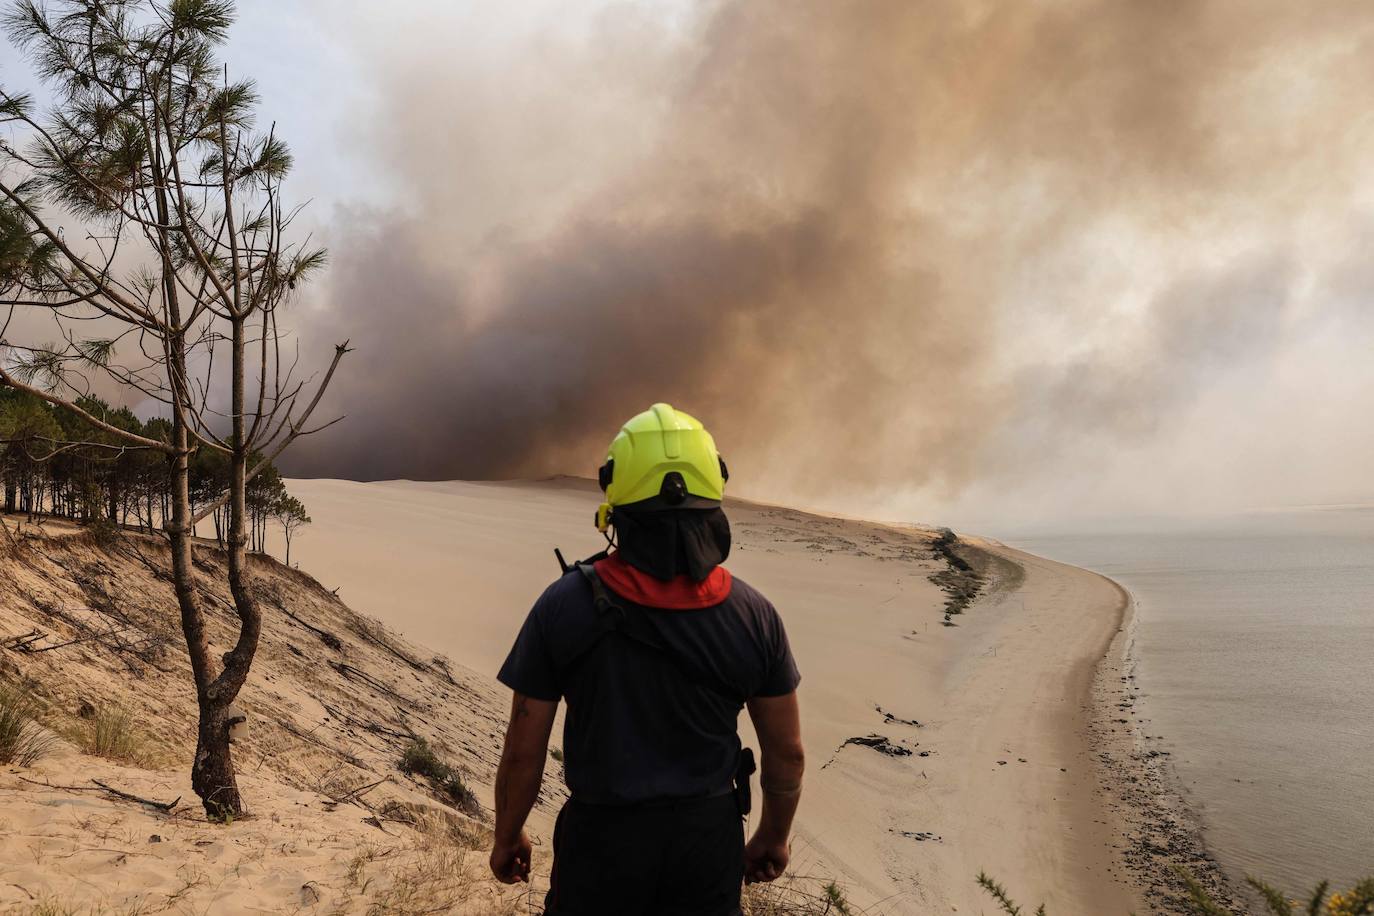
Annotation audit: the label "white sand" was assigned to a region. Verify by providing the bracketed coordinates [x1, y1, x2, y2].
[270, 478, 1143, 912]
[0, 754, 518, 916]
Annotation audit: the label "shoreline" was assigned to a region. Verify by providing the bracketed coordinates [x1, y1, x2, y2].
[1085, 577, 1246, 914]
[929, 541, 1143, 912]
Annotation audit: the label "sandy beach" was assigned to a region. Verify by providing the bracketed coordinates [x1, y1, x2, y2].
[2, 477, 1237, 913]
[270, 478, 1152, 912]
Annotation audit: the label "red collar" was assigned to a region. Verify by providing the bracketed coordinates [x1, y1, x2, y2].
[593, 553, 732, 610]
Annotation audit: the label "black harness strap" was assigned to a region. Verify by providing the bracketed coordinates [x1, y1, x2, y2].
[572, 562, 742, 704]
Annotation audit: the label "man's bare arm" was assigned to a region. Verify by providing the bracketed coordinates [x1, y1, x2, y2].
[744, 691, 805, 883]
[490, 692, 558, 883]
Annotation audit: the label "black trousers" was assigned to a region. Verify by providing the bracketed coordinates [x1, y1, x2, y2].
[544, 794, 744, 916]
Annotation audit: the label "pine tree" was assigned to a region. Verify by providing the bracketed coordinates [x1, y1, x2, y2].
[0, 0, 348, 818]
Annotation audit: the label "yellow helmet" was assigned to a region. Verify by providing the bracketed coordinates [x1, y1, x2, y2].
[596, 403, 728, 531]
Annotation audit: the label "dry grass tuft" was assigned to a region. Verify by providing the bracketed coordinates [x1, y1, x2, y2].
[70, 704, 152, 766]
[0, 679, 58, 766]
[352, 841, 523, 916]
[328, 823, 523, 916]
[404, 800, 490, 851]
[26, 902, 81, 916]
[24, 897, 157, 916]
[364, 847, 467, 915]
[743, 875, 862, 915]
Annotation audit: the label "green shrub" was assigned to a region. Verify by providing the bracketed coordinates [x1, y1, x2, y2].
[0, 680, 56, 766]
[85, 515, 121, 548]
[823, 882, 854, 916]
[398, 739, 480, 817]
[399, 738, 445, 780]
[977, 872, 1046, 916]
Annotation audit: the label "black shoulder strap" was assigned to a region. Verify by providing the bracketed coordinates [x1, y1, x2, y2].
[570, 562, 742, 704]
[575, 561, 622, 619]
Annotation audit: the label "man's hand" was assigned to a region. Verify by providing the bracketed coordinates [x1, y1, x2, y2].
[489, 829, 532, 884]
[743, 832, 790, 884]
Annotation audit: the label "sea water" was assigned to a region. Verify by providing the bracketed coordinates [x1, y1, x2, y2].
[995, 509, 1374, 894]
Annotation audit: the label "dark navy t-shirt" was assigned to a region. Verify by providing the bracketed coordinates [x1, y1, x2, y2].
[497, 570, 800, 805]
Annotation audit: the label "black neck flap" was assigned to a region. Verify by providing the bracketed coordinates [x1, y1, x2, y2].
[612, 504, 732, 582]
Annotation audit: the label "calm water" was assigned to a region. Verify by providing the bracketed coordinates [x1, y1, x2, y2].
[996, 509, 1374, 893]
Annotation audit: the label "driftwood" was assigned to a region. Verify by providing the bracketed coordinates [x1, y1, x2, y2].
[335, 777, 386, 804]
[3, 605, 168, 674]
[321, 776, 388, 812]
[348, 618, 428, 675]
[91, 779, 181, 812]
[842, 734, 913, 757]
[429, 656, 459, 687]
[284, 607, 343, 651]
[3, 628, 46, 651]
[278, 716, 336, 752]
[17, 775, 180, 812]
[320, 699, 418, 743]
[17, 775, 103, 793]
[328, 662, 410, 705]
[5, 625, 135, 655]
[122, 540, 175, 583]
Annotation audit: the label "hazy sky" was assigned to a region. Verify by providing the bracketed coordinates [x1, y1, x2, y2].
[6, 1, 1374, 527]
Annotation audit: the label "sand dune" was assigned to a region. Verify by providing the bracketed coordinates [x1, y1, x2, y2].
[0, 479, 1165, 913]
[0, 517, 531, 915]
[272, 478, 1147, 912]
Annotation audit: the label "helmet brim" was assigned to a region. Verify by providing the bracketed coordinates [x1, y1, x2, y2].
[612, 493, 722, 514]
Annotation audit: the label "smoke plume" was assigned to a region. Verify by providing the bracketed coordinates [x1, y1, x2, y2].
[282, 0, 1374, 518]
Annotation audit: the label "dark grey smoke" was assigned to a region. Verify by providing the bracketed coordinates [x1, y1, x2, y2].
[283, 0, 1374, 511]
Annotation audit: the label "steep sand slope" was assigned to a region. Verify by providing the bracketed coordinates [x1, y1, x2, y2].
[0, 519, 533, 915]
[277, 478, 1145, 913]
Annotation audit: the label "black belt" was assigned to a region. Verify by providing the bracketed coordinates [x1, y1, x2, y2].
[568, 787, 733, 810]
[568, 748, 757, 815]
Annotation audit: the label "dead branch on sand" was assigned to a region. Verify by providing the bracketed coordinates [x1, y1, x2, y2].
[18, 775, 180, 812]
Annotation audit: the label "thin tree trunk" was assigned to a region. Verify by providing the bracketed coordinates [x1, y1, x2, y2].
[165, 413, 239, 815]
[196, 312, 261, 819]
[143, 103, 245, 814]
